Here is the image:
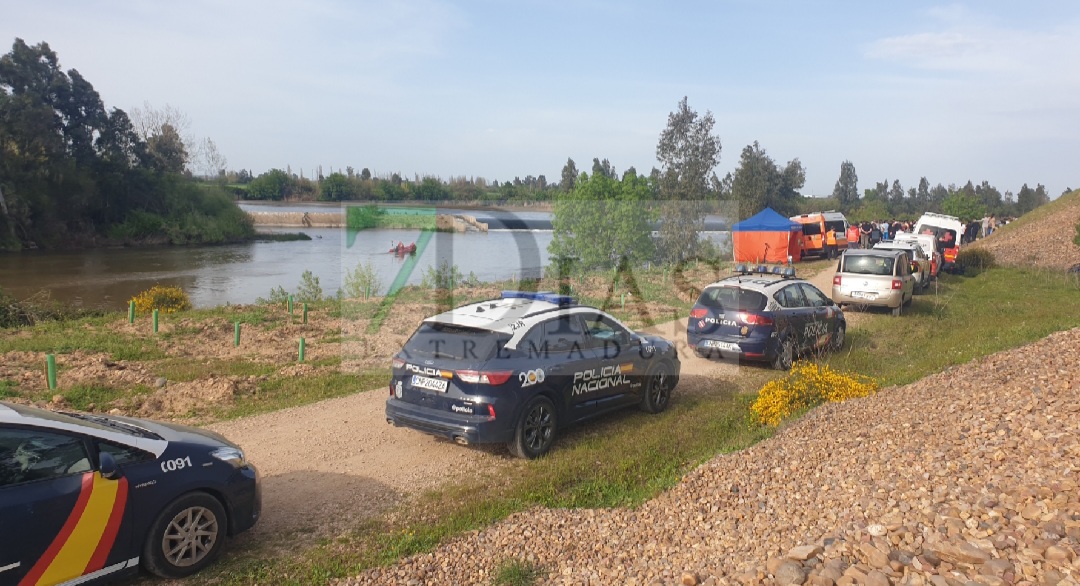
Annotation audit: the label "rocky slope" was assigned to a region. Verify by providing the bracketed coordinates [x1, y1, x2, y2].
[970, 191, 1080, 271]
[341, 326, 1080, 585]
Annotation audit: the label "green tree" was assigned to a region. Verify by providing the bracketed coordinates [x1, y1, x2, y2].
[549, 170, 654, 270]
[145, 123, 187, 174]
[887, 179, 906, 216]
[831, 160, 859, 212]
[915, 177, 931, 211]
[655, 97, 721, 263]
[560, 158, 578, 192]
[248, 169, 289, 200]
[1016, 183, 1050, 215]
[727, 141, 803, 218]
[941, 189, 986, 221]
[319, 172, 354, 201]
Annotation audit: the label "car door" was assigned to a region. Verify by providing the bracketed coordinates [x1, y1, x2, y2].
[773, 284, 812, 351]
[579, 312, 636, 411]
[799, 283, 837, 349]
[0, 426, 130, 586]
[534, 315, 599, 423]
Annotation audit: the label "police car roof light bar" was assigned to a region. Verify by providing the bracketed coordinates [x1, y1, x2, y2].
[782, 267, 796, 278]
[734, 263, 748, 273]
[756, 265, 769, 274]
[501, 290, 576, 306]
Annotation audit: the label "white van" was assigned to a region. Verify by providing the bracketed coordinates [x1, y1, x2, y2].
[912, 212, 963, 271]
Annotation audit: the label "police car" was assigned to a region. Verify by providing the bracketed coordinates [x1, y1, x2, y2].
[686, 265, 846, 370]
[385, 291, 681, 459]
[0, 402, 260, 585]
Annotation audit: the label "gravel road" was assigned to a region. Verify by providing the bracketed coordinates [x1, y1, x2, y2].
[339, 326, 1080, 585]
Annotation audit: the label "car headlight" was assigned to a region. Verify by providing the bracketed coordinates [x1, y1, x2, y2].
[210, 446, 247, 468]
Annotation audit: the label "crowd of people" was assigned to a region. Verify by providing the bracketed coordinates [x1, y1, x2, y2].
[842, 215, 1010, 250]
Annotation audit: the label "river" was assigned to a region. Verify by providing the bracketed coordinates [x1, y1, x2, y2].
[0, 203, 730, 310]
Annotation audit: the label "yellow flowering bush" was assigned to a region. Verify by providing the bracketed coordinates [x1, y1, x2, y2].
[131, 285, 192, 314]
[750, 360, 880, 426]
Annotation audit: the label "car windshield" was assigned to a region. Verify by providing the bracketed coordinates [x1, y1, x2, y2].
[402, 323, 507, 361]
[697, 286, 768, 311]
[843, 255, 895, 276]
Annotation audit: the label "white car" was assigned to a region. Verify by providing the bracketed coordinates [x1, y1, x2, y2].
[874, 241, 933, 290]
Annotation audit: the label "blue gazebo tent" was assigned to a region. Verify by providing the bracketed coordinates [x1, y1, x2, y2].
[730, 208, 803, 263]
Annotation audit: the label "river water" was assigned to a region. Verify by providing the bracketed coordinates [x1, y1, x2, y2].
[0, 203, 729, 310]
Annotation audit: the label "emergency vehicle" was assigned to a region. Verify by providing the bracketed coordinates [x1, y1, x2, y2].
[790, 212, 849, 258]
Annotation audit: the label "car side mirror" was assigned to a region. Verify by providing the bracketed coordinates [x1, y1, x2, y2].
[99, 451, 121, 480]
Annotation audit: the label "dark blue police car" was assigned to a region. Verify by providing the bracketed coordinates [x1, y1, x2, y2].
[385, 291, 681, 459]
[0, 402, 260, 585]
[687, 265, 846, 370]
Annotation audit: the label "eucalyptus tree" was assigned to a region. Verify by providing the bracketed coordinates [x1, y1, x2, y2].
[832, 160, 859, 211]
[655, 97, 721, 264]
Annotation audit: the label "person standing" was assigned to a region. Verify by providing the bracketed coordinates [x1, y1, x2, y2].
[825, 226, 838, 259]
[846, 223, 861, 249]
[860, 221, 872, 248]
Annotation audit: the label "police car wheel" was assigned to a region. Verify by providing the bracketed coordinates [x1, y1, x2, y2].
[142, 491, 227, 578]
[831, 323, 846, 352]
[508, 396, 557, 459]
[639, 361, 674, 414]
[772, 338, 794, 371]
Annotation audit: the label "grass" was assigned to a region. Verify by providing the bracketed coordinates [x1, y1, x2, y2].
[152, 358, 278, 382]
[61, 383, 153, 411]
[210, 370, 387, 421]
[493, 559, 546, 586]
[0, 317, 166, 361]
[0, 380, 18, 399]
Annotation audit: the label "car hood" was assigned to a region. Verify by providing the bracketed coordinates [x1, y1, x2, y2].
[105, 414, 238, 450]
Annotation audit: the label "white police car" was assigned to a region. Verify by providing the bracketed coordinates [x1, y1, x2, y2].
[385, 291, 681, 459]
[0, 402, 260, 585]
[686, 265, 846, 370]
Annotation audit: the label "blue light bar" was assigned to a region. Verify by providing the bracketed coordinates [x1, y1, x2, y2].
[756, 265, 769, 274]
[501, 291, 576, 305]
[734, 263, 748, 273]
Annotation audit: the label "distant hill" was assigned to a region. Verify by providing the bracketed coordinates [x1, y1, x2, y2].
[970, 189, 1080, 270]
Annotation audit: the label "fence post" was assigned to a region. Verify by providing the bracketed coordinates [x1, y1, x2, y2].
[288, 295, 294, 314]
[234, 322, 241, 347]
[152, 309, 159, 334]
[128, 300, 135, 324]
[46, 354, 57, 390]
[303, 303, 308, 324]
[298, 337, 306, 362]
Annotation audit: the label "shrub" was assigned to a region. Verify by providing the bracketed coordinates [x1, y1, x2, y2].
[295, 270, 324, 303]
[131, 285, 192, 315]
[955, 248, 996, 271]
[421, 260, 464, 290]
[257, 286, 290, 305]
[750, 361, 879, 426]
[343, 261, 382, 298]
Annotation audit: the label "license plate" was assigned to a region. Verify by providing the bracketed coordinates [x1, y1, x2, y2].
[411, 375, 448, 392]
[852, 291, 878, 300]
[703, 340, 740, 352]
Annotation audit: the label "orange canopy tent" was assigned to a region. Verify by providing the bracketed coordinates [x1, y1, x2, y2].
[731, 208, 802, 264]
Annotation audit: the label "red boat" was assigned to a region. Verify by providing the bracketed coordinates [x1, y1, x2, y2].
[389, 242, 416, 255]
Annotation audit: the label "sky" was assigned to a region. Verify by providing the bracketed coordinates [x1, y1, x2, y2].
[3, 1, 1079, 198]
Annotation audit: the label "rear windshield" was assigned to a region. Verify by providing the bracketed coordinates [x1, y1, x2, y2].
[919, 225, 957, 241]
[697, 286, 768, 311]
[842, 255, 895, 276]
[825, 220, 846, 233]
[402, 323, 507, 361]
[800, 223, 821, 236]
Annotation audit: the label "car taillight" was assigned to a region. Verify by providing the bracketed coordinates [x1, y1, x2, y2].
[388, 383, 394, 397]
[456, 370, 513, 385]
[689, 307, 708, 319]
[738, 312, 774, 326]
[391, 358, 405, 369]
[833, 275, 842, 286]
[487, 404, 496, 418]
[891, 279, 902, 290]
